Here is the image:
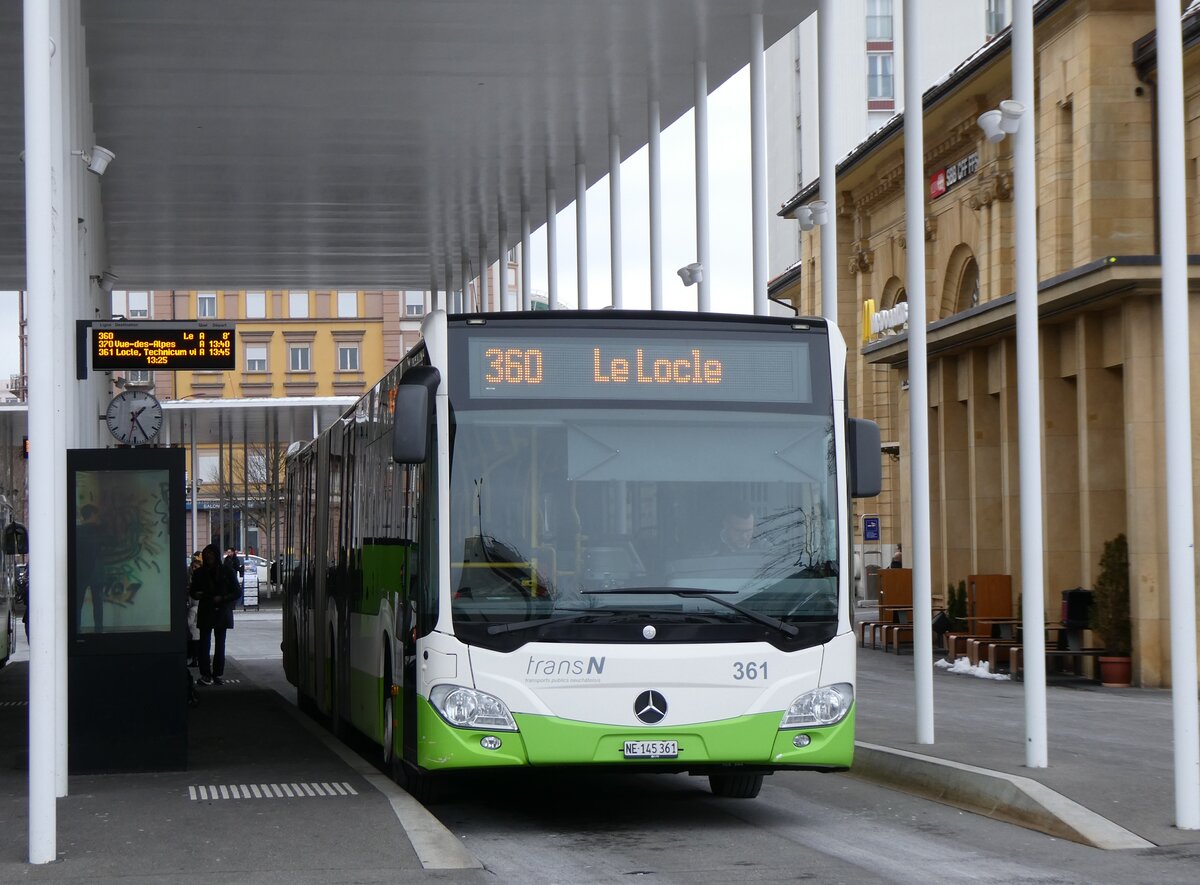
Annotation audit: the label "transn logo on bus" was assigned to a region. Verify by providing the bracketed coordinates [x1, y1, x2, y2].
[526, 656, 607, 677]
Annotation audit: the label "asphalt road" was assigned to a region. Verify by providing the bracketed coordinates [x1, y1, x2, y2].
[226, 613, 1200, 884]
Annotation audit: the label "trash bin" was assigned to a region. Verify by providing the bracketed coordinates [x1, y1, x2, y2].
[864, 565, 881, 602]
[1061, 587, 1093, 628]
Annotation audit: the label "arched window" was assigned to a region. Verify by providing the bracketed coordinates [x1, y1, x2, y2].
[941, 244, 979, 318]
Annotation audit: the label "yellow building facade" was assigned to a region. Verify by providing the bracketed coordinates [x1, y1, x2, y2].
[772, 0, 1199, 687]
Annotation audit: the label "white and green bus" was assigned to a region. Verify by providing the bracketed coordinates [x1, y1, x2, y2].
[282, 309, 880, 799]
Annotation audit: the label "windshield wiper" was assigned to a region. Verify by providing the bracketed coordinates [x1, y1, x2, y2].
[486, 609, 617, 636]
[581, 587, 800, 638]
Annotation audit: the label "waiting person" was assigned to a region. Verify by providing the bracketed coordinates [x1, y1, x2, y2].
[189, 544, 241, 685]
[717, 506, 757, 554]
[890, 543, 903, 568]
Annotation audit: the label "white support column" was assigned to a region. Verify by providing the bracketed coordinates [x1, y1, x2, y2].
[478, 231, 488, 312]
[49, 0, 69, 801]
[818, 0, 838, 324]
[576, 153, 589, 310]
[25, 0, 58, 863]
[609, 128, 623, 309]
[546, 172, 558, 308]
[498, 202, 513, 312]
[648, 90, 663, 311]
[902, 0, 934, 745]
[190, 417, 198, 551]
[694, 58, 711, 313]
[1012, 0, 1049, 770]
[461, 254, 471, 312]
[750, 12, 768, 316]
[1154, 0, 1200, 830]
[521, 204, 532, 311]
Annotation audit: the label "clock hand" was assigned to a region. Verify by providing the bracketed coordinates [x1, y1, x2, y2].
[132, 413, 151, 442]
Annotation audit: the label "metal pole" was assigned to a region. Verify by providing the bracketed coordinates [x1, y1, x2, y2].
[1012, 0, 1049, 770]
[49, 0, 68, 801]
[750, 12, 768, 316]
[609, 128, 623, 309]
[818, 0, 838, 323]
[478, 235, 488, 312]
[576, 151, 588, 309]
[190, 415, 198, 551]
[648, 90, 663, 311]
[498, 201, 512, 312]
[902, 0, 934, 744]
[24, 0, 57, 862]
[461, 254, 471, 312]
[546, 172, 558, 308]
[694, 58, 711, 313]
[521, 204, 532, 311]
[1154, 0, 1200, 830]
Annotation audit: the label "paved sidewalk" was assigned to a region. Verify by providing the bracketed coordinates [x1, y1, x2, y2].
[0, 652, 483, 882]
[852, 628, 1200, 848]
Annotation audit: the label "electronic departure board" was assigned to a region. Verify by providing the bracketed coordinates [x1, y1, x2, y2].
[90, 322, 236, 371]
[466, 335, 813, 403]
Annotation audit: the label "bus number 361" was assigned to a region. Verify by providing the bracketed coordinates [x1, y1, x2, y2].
[484, 347, 544, 384]
[733, 661, 767, 680]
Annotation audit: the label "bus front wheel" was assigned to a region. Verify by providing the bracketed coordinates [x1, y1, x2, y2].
[708, 773, 764, 799]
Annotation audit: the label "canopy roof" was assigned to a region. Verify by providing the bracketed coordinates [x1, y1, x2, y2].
[0, 0, 815, 291]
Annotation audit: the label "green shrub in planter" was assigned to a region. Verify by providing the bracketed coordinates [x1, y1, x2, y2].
[1093, 534, 1131, 657]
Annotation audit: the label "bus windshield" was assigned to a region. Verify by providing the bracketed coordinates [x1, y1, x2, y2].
[447, 404, 839, 648]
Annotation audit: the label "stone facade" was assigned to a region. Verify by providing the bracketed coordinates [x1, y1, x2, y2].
[772, 0, 1200, 687]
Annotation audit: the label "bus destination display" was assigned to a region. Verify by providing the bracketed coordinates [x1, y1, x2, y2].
[468, 335, 812, 403]
[91, 322, 236, 371]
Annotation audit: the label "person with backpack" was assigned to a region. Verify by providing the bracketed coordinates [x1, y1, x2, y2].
[188, 544, 241, 686]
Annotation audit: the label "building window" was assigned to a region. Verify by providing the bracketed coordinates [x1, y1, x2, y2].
[337, 344, 360, 372]
[289, 291, 309, 318]
[127, 291, 150, 318]
[197, 292, 217, 318]
[125, 370, 151, 384]
[337, 290, 358, 318]
[246, 344, 267, 372]
[197, 452, 219, 484]
[986, 0, 1007, 38]
[868, 53, 894, 100]
[289, 344, 310, 372]
[246, 291, 266, 318]
[866, 0, 893, 40]
[405, 290, 425, 317]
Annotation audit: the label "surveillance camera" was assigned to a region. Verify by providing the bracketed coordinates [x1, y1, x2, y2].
[809, 200, 829, 226]
[677, 262, 703, 286]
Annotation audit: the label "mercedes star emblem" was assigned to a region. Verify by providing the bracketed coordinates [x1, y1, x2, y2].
[634, 690, 667, 724]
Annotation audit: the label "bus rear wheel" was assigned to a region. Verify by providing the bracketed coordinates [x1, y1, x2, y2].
[708, 773, 764, 799]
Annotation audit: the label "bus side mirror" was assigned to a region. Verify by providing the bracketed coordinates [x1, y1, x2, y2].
[4, 522, 28, 555]
[392, 366, 441, 464]
[848, 418, 882, 498]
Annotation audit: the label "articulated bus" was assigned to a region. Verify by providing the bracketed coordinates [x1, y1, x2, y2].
[282, 310, 880, 799]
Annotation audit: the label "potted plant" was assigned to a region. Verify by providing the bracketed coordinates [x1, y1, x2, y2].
[1093, 534, 1132, 686]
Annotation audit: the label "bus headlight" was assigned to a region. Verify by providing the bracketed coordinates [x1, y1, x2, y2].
[780, 683, 854, 729]
[429, 684, 518, 732]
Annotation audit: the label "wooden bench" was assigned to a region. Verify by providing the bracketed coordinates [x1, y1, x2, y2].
[1008, 645, 1108, 681]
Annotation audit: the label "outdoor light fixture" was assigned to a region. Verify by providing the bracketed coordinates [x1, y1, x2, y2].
[677, 262, 703, 286]
[978, 100, 1025, 143]
[788, 199, 830, 232]
[91, 270, 118, 292]
[73, 145, 115, 176]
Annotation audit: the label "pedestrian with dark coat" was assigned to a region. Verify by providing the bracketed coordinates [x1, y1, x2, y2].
[189, 544, 241, 685]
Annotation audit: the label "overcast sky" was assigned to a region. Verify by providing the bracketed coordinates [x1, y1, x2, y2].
[0, 67, 761, 385]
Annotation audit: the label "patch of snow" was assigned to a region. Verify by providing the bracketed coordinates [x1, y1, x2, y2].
[934, 656, 1011, 681]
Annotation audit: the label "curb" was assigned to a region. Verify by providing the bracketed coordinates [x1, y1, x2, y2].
[850, 742, 1154, 850]
[274, 691, 482, 870]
